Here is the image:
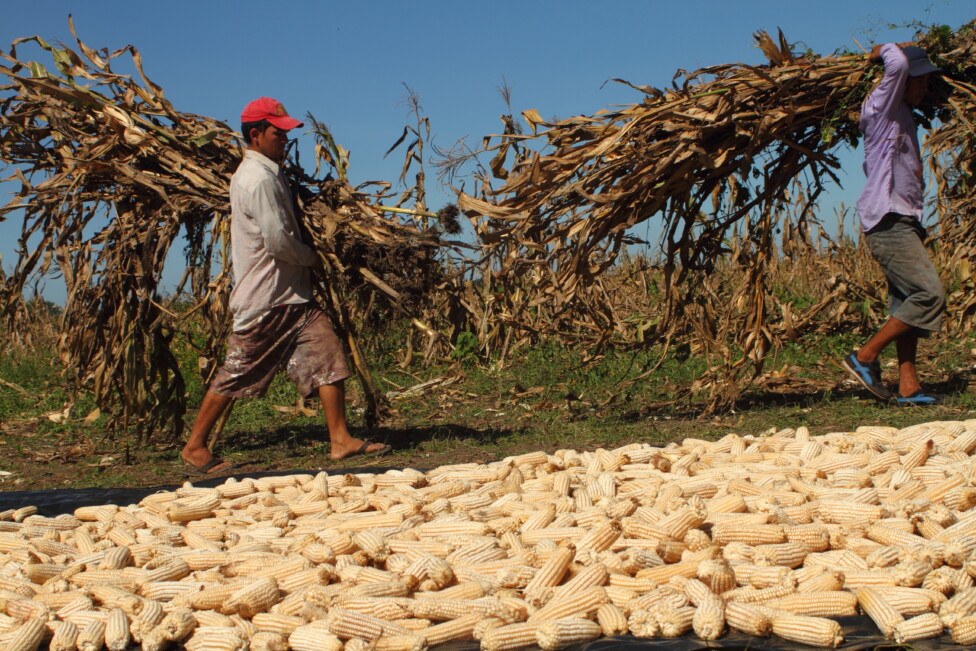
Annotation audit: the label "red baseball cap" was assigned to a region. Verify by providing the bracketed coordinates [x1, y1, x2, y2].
[240, 97, 303, 130]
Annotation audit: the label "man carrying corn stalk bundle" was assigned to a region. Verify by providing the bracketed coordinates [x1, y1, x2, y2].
[840, 43, 945, 406]
[180, 97, 391, 475]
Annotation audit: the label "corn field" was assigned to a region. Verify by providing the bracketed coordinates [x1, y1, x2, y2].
[1, 20, 975, 441]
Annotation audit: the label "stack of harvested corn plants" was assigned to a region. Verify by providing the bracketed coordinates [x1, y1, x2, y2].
[0, 19, 446, 441]
[449, 22, 976, 406]
[3, 417, 976, 649]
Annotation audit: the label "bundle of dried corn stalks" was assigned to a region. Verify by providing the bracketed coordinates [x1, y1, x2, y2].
[449, 23, 976, 406]
[0, 20, 446, 441]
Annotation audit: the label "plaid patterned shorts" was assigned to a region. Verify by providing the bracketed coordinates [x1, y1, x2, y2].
[209, 303, 352, 398]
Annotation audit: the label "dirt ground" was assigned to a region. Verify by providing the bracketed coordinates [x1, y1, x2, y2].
[2, 360, 974, 496]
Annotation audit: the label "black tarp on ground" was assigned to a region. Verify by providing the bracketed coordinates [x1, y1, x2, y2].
[0, 470, 968, 650]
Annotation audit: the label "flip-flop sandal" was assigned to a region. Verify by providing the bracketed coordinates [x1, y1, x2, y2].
[350, 441, 392, 458]
[183, 457, 238, 476]
[895, 390, 942, 406]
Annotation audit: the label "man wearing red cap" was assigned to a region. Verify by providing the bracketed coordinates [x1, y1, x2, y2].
[180, 97, 390, 475]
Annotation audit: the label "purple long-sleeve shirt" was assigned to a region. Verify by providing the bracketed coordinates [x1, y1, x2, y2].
[856, 44, 925, 232]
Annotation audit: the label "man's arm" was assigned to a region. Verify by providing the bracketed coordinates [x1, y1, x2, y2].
[866, 43, 912, 119]
[248, 177, 319, 267]
[868, 41, 915, 64]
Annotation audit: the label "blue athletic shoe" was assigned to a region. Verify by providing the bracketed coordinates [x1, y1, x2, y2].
[895, 390, 942, 406]
[839, 352, 892, 401]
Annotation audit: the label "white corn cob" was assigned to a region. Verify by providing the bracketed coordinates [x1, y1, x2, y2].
[692, 593, 725, 641]
[411, 597, 494, 621]
[697, 558, 736, 594]
[874, 586, 941, 616]
[815, 501, 883, 524]
[49, 620, 81, 651]
[221, 577, 280, 618]
[522, 545, 574, 596]
[371, 634, 426, 651]
[167, 494, 220, 522]
[770, 613, 843, 648]
[326, 607, 406, 640]
[288, 621, 344, 651]
[654, 603, 696, 637]
[193, 611, 235, 628]
[251, 631, 289, 651]
[596, 603, 628, 636]
[783, 524, 830, 552]
[252, 612, 306, 636]
[766, 591, 858, 617]
[532, 581, 607, 618]
[104, 607, 130, 651]
[77, 619, 107, 651]
[337, 596, 411, 621]
[184, 626, 248, 651]
[752, 542, 809, 568]
[551, 563, 609, 601]
[939, 585, 976, 626]
[796, 569, 844, 593]
[535, 618, 602, 651]
[6, 618, 46, 651]
[856, 587, 905, 638]
[421, 612, 481, 646]
[480, 622, 539, 651]
[712, 523, 785, 545]
[737, 564, 791, 588]
[130, 598, 165, 643]
[352, 530, 391, 562]
[141, 607, 197, 650]
[724, 600, 772, 637]
[952, 615, 976, 645]
[892, 612, 944, 643]
[626, 610, 659, 638]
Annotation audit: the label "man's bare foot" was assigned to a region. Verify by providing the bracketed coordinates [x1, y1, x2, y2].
[898, 384, 923, 398]
[181, 448, 234, 474]
[330, 438, 391, 460]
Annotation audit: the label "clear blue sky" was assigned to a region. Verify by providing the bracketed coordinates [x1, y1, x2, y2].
[1, 0, 971, 303]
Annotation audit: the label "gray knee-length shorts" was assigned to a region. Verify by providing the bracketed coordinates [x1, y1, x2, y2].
[864, 213, 945, 334]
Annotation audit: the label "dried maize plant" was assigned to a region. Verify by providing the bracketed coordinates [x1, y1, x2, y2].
[449, 24, 976, 408]
[363, 86, 467, 368]
[0, 20, 447, 441]
[922, 23, 976, 331]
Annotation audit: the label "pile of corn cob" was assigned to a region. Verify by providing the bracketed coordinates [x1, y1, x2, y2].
[4, 419, 976, 650]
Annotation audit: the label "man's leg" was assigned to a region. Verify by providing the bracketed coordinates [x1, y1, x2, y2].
[895, 334, 921, 398]
[856, 317, 914, 363]
[180, 391, 234, 472]
[841, 317, 915, 401]
[318, 381, 386, 460]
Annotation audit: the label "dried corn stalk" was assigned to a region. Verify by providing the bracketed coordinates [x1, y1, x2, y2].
[444, 22, 976, 407]
[0, 19, 447, 440]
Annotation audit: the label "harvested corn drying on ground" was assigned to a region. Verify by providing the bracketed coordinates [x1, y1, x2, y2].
[5, 419, 976, 649]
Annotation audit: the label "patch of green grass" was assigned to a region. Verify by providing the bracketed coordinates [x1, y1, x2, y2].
[4, 315, 976, 491]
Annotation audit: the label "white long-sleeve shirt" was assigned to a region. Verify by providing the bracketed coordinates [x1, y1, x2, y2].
[228, 150, 318, 331]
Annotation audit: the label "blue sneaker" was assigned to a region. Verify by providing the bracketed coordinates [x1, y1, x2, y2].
[895, 390, 942, 406]
[840, 352, 892, 401]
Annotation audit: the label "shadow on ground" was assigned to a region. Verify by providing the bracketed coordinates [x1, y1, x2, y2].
[220, 422, 515, 454]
